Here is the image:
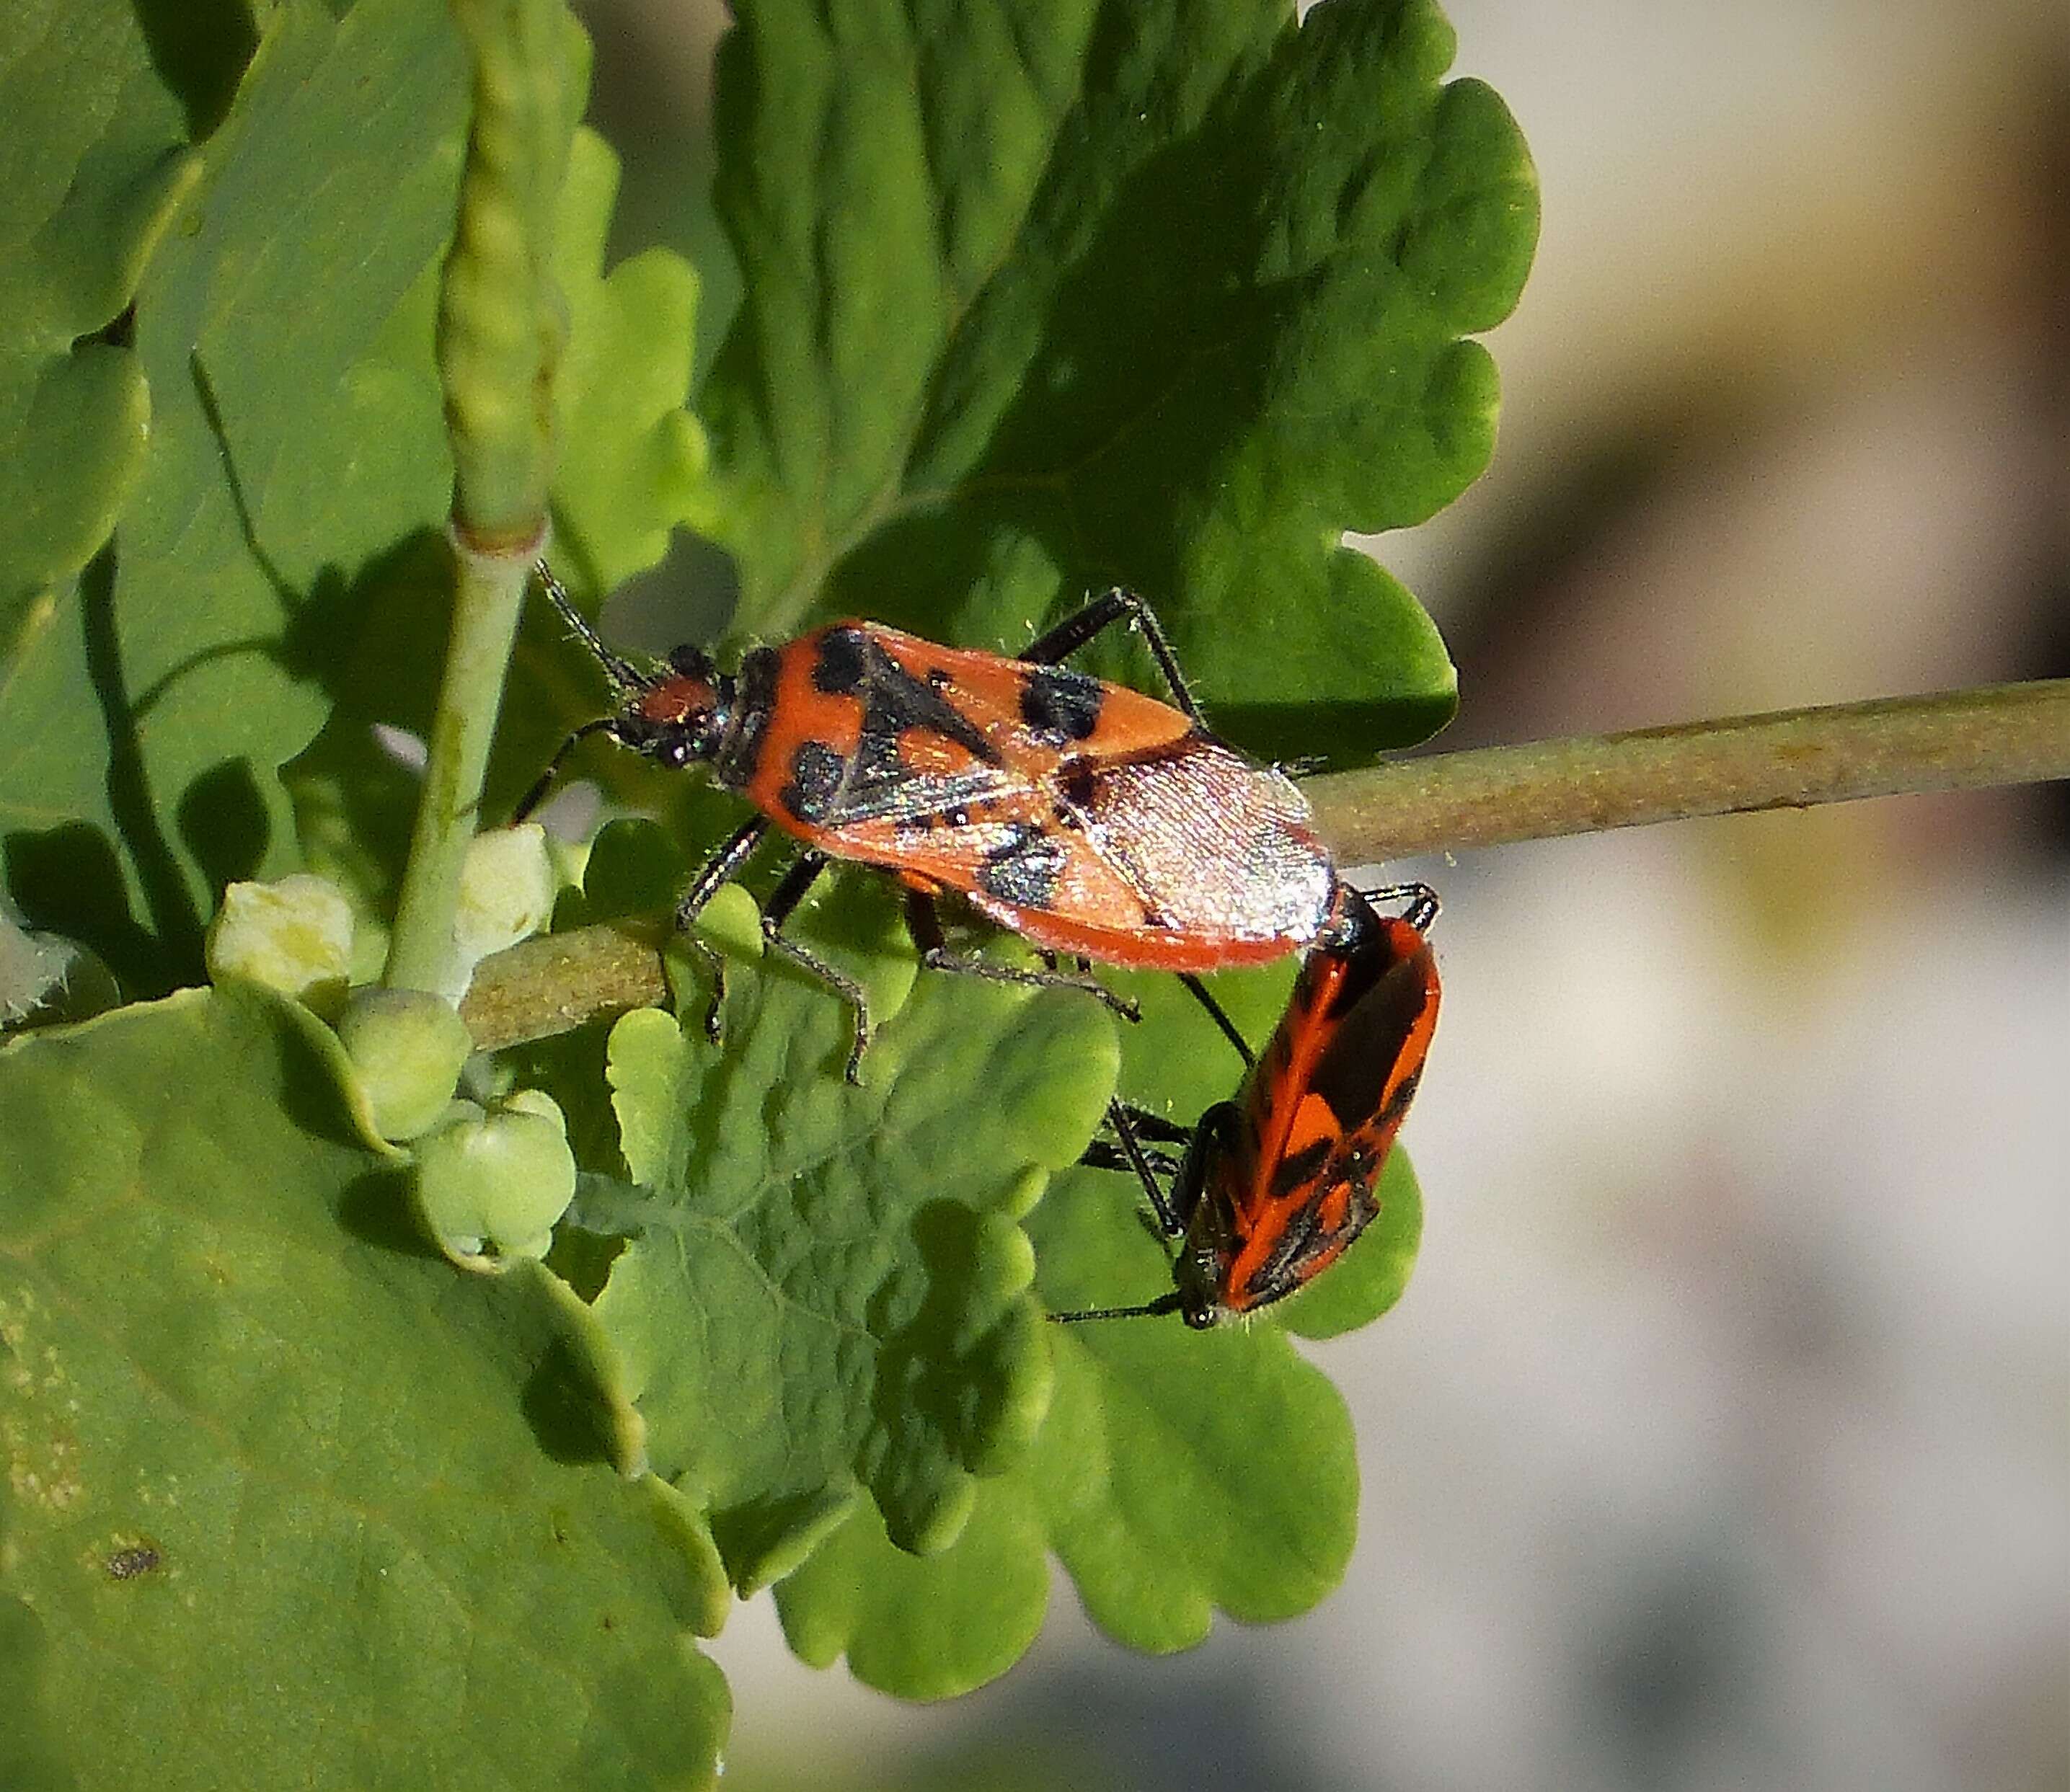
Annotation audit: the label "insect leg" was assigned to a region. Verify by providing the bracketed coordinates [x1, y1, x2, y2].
[513, 716, 623, 823]
[1100, 1101, 1193, 1148]
[1103, 1100, 1190, 1238]
[1080, 1137, 1182, 1177]
[1046, 1099, 1197, 1322]
[903, 890, 1141, 1024]
[758, 851, 872, 1085]
[1348, 880, 1441, 933]
[1019, 588, 1204, 725]
[673, 815, 772, 1042]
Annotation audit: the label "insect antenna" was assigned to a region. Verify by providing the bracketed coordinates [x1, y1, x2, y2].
[1047, 1290, 1187, 1324]
[534, 559, 652, 696]
[1177, 972, 1255, 1068]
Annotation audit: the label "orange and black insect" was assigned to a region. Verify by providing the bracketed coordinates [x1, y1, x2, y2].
[1051, 882, 1441, 1328]
[521, 562, 1337, 1081]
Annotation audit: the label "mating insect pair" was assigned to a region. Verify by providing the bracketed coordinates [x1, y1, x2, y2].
[523, 567, 1439, 1329]
[521, 563, 1343, 1081]
[1051, 880, 1441, 1329]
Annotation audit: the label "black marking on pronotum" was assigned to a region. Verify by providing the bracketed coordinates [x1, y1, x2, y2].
[976, 826, 1069, 909]
[1021, 665, 1105, 743]
[1268, 1136, 1332, 1199]
[715, 647, 779, 786]
[106, 1543, 162, 1581]
[780, 740, 847, 825]
[811, 626, 869, 695]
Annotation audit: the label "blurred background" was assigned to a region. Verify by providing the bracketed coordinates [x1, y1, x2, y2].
[569, 1, 2069, 1786]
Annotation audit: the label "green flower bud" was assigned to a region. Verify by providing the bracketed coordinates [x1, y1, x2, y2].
[205, 875, 355, 1018]
[454, 822, 557, 972]
[411, 1088, 576, 1269]
[336, 988, 474, 1142]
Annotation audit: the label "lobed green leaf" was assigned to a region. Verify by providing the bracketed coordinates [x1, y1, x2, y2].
[770, 952, 1425, 1696]
[0, 984, 727, 1790]
[699, 0, 1536, 763]
[1, 0, 470, 993]
[580, 874, 1118, 1594]
[0, 0, 199, 629]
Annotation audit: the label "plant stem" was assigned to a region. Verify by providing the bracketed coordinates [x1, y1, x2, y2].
[383, 541, 534, 998]
[459, 914, 668, 1049]
[1306, 678, 2070, 864]
[458, 677, 2070, 1050]
[383, 0, 570, 999]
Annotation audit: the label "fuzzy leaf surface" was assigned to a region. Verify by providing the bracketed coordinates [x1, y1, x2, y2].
[699, 0, 1536, 761]
[0, 985, 728, 1791]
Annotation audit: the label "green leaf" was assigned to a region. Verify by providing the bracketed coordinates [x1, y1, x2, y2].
[699, 0, 1536, 761]
[1034, 1231, 1363, 1651]
[774, 1471, 1051, 1701]
[588, 876, 1118, 1593]
[770, 952, 1424, 1695]
[0, 0, 200, 629]
[0, 0, 470, 992]
[550, 129, 712, 590]
[0, 984, 728, 1791]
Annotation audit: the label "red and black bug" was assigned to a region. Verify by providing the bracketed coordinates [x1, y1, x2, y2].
[1051, 882, 1441, 1328]
[521, 562, 1338, 1081]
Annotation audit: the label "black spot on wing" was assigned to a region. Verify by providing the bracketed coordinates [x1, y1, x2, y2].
[780, 740, 846, 825]
[1268, 1136, 1332, 1199]
[854, 639, 1001, 766]
[976, 826, 1069, 910]
[1021, 665, 1104, 742]
[796, 635, 1014, 826]
[1057, 760, 1098, 812]
[1306, 959, 1432, 1130]
[811, 626, 868, 694]
[1374, 1067, 1422, 1130]
[1256, 1198, 1331, 1290]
